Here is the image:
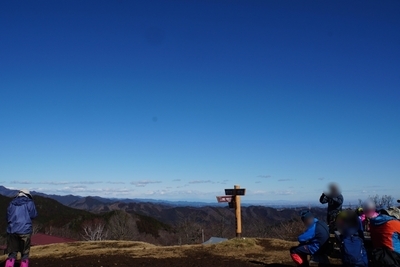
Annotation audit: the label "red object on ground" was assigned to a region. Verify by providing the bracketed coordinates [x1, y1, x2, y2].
[30, 233, 76, 246]
[290, 253, 305, 265]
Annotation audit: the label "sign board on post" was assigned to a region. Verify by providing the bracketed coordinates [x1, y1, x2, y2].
[216, 196, 232, 203]
[225, 189, 234, 196]
[218, 185, 246, 238]
[225, 188, 246, 196]
[235, 189, 246, 196]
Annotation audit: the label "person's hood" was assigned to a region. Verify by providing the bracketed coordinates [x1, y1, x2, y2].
[370, 214, 396, 226]
[11, 196, 32, 206]
[380, 207, 400, 220]
[18, 192, 28, 198]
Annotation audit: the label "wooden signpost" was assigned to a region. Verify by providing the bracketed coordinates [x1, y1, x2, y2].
[216, 184, 246, 238]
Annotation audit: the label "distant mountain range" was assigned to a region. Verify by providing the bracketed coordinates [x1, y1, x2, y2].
[0, 186, 320, 208]
[0, 186, 327, 226]
[0, 185, 329, 244]
[0, 186, 217, 207]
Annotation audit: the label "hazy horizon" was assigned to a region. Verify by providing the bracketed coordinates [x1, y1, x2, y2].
[1, 1, 399, 202]
[1, 185, 386, 208]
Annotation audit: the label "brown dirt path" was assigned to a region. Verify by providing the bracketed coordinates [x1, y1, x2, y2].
[1, 238, 342, 267]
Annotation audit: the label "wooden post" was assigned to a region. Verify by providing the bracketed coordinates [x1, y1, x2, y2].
[234, 185, 242, 238]
[219, 185, 246, 238]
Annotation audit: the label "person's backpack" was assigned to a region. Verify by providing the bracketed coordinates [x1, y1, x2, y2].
[340, 234, 368, 267]
[381, 207, 400, 220]
[372, 247, 400, 267]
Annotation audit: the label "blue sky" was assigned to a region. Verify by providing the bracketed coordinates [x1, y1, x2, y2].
[1, 1, 399, 204]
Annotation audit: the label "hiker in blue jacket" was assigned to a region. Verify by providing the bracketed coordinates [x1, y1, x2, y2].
[336, 210, 368, 267]
[290, 210, 330, 267]
[5, 189, 38, 267]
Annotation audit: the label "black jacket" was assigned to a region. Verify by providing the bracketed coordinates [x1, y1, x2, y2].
[319, 193, 343, 216]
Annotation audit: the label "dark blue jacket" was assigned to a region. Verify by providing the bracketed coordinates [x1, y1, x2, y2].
[7, 196, 38, 235]
[339, 227, 368, 267]
[298, 218, 330, 254]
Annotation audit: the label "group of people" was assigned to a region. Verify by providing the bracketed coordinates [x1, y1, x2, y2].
[289, 183, 400, 267]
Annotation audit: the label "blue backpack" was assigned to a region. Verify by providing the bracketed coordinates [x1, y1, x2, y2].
[340, 234, 368, 267]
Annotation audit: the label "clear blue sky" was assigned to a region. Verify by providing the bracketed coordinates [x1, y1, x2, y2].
[1, 1, 399, 203]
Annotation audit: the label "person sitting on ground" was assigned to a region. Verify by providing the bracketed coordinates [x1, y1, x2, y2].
[359, 200, 379, 232]
[319, 183, 344, 233]
[5, 189, 38, 267]
[289, 210, 330, 267]
[369, 208, 400, 266]
[335, 210, 368, 267]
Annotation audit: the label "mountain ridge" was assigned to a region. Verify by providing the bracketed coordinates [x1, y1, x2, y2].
[0, 185, 327, 245]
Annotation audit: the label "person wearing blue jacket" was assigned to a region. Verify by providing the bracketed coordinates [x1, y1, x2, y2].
[5, 189, 38, 267]
[369, 210, 400, 266]
[290, 210, 330, 267]
[335, 210, 368, 267]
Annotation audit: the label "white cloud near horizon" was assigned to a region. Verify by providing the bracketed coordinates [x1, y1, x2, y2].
[56, 187, 132, 196]
[107, 181, 126, 184]
[131, 180, 162, 187]
[250, 189, 296, 196]
[69, 185, 87, 189]
[10, 180, 32, 184]
[142, 189, 220, 199]
[78, 181, 103, 185]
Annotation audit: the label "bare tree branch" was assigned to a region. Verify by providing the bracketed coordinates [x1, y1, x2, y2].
[82, 218, 108, 241]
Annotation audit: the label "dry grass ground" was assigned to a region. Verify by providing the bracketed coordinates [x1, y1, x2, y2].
[0, 238, 342, 267]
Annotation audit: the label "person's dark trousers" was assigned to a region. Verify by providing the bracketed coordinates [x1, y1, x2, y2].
[290, 245, 310, 267]
[328, 213, 338, 233]
[372, 248, 400, 267]
[7, 233, 32, 260]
